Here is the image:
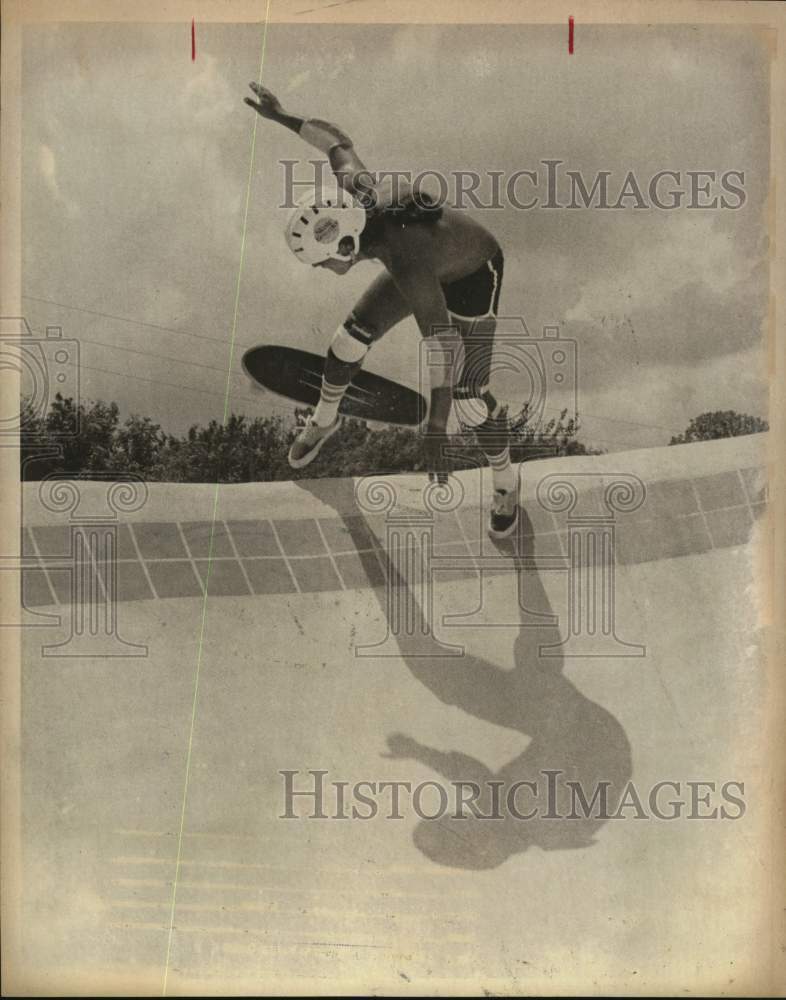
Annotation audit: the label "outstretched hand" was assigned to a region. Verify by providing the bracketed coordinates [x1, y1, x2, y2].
[244, 82, 283, 119]
[381, 732, 422, 760]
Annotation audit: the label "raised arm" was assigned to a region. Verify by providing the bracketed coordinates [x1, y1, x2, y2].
[244, 83, 372, 198]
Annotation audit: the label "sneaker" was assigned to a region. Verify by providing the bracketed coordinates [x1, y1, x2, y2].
[288, 415, 341, 469]
[489, 489, 518, 540]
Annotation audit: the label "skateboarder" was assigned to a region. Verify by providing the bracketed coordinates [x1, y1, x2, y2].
[244, 82, 518, 539]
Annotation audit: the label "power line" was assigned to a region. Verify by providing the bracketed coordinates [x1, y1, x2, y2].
[573, 410, 680, 434]
[29, 326, 249, 380]
[35, 360, 657, 448]
[56, 356, 290, 411]
[77, 362, 272, 407]
[23, 294, 683, 437]
[22, 294, 257, 350]
[531, 404, 676, 435]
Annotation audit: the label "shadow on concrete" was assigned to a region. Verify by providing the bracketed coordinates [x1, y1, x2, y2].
[295, 477, 632, 870]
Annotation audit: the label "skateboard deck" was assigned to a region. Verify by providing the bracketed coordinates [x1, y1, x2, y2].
[242, 345, 427, 427]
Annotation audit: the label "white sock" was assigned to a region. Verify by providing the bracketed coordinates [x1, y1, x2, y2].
[313, 378, 346, 427]
[488, 449, 516, 494]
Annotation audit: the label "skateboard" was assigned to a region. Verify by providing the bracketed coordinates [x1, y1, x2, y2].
[241, 345, 427, 427]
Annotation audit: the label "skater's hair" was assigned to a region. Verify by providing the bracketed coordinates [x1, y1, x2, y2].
[360, 190, 443, 251]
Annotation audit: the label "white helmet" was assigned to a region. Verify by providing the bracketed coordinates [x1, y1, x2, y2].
[285, 186, 366, 265]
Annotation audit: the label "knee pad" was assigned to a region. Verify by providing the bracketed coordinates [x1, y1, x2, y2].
[330, 316, 373, 363]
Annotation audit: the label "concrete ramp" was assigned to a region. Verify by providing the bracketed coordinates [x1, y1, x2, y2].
[14, 434, 775, 995]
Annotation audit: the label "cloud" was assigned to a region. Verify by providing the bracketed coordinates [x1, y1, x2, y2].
[390, 25, 441, 66]
[285, 69, 311, 93]
[565, 213, 756, 325]
[575, 341, 768, 451]
[181, 54, 236, 126]
[39, 143, 79, 217]
[21, 22, 770, 443]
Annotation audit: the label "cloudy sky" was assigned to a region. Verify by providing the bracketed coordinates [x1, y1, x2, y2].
[21, 21, 770, 450]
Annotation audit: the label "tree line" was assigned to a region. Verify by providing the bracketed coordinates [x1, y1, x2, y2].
[20, 396, 767, 483]
[20, 395, 597, 482]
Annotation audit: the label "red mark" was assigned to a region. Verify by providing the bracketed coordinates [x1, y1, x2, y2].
[569, 16, 574, 54]
[191, 18, 196, 61]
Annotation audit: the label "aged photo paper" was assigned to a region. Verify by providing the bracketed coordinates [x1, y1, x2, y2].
[2, 0, 785, 995]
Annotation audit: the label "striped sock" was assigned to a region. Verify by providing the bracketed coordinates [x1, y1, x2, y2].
[487, 448, 516, 494]
[313, 378, 347, 427]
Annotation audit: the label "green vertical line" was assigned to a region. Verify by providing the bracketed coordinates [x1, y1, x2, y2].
[161, 5, 273, 994]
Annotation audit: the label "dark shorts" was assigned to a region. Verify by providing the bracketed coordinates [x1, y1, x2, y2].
[345, 249, 504, 400]
[442, 248, 504, 320]
[442, 249, 504, 396]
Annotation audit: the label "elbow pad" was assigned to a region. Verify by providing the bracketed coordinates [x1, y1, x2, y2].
[299, 118, 353, 155]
